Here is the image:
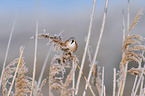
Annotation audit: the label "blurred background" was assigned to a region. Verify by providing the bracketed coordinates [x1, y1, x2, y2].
[0, 0, 145, 95]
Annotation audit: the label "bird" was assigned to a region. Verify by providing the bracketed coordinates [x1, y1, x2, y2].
[65, 37, 78, 53]
[31, 33, 78, 52]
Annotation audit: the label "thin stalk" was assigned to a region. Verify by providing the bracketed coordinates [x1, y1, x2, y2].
[122, 9, 125, 42]
[83, 0, 108, 95]
[96, 84, 101, 96]
[72, 60, 75, 96]
[139, 51, 144, 68]
[131, 51, 144, 96]
[101, 67, 105, 96]
[131, 75, 138, 96]
[30, 0, 39, 95]
[7, 47, 24, 96]
[77, 64, 95, 96]
[119, 10, 127, 96]
[120, 63, 128, 96]
[117, 80, 122, 96]
[127, 0, 130, 30]
[37, 46, 52, 89]
[88, 49, 101, 95]
[119, 3, 129, 94]
[87, 46, 92, 66]
[75, 0, 96, 94]
[119, 5, 130, 95]
[139, 77, 144, 96]
[104, 86, 106, 96]
[134, 65, 145, 96]
[0, 13, 18, 89]
[113, 68, 116, 96]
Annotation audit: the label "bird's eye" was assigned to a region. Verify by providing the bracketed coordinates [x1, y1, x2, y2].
[71, 40, 74, 44]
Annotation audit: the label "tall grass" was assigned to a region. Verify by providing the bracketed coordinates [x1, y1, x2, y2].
[30, 0, 39, 95]
[0, 0, 145, 96]
[75, 0, 96, 94]
[0, 12, 18, 89]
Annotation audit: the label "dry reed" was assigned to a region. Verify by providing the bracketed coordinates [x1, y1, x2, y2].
[1, 0, 145, 96]
[75, 0, 96, 94]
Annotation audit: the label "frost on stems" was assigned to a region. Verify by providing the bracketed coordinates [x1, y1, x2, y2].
[117, 8, 144, 96]
[91, 64, 102, 95]
[120, 8, 144, 69]
[1, 48, 44, 96]
[36, 33, 79, 95]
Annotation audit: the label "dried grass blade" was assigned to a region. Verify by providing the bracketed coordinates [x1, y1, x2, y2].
[122, 9, 125, 42]
[130, 45, 145, 51]
[131, 75, 138, 96]
[127, 0, 130, 30]
[0, 13, 18, 89]
[113, 68, 116, 96]
[101, 67, 105, 96]
[61, 66, 76, 96]
[125, 8, 142, 38]
[72, 60, 75, 96]
[7, 47, 24, 96]
[75, 0, 96, 94]
[30, 0, 39, 95]
[103, 86, 106, 96]
[83, 0, 108, 95]
[134, 65, 145, 95]
[127, 35, 145, 41]
[77, 64, 95, 96]
[37, 46, 52, 89]
[119, 63, 128, 96]
[139, 77, 144, 96]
